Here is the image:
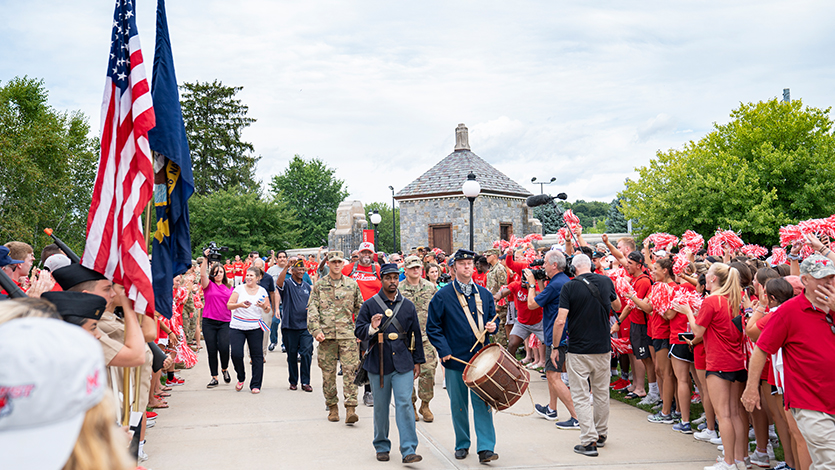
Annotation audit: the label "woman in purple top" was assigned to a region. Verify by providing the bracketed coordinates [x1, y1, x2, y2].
[201, 249, 234, 388]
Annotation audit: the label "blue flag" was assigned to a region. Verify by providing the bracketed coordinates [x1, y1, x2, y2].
[148, 0, 194, 319]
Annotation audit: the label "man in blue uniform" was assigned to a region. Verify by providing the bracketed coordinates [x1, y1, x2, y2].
[355, 263, 425, 464]
[426, 249, 499, 464]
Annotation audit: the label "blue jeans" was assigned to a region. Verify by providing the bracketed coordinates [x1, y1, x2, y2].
[269, 303, 283, 345]
[369, 370, 419, 457]
[445, 367, 495, 452]
[282, 328, 313, 386]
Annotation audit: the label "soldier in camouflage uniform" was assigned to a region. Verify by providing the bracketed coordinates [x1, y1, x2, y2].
[308, 250, 365, 424]
[484, 248, 509, 347]
[399, 255, 438, 422]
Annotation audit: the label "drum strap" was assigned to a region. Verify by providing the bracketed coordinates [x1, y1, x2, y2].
[455, 287, 484, 344]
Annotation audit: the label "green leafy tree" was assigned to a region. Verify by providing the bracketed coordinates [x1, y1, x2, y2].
[364, 202, 400, 254]
[607, 197, 628, 233]
[188, 189, 300, 257]
[0, 76, 98, 256]
[270, 155, 349, 247]
[180, 80, 260, 195]
[532, 205, 562, 234]
[620, 98, 835, 245]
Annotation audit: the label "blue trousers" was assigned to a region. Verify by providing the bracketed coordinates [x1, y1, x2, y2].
[282, 328, 313, 386]
[369, 370, 419, 457]
[445, 367, 495, 452]
[269, 304, 283, 345]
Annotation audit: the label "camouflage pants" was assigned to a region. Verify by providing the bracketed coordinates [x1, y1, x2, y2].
[317, 339, 359, 407]
[494, 306, 508, 348]
[412, 341, 437, 403]
[185, 309, 201, 343]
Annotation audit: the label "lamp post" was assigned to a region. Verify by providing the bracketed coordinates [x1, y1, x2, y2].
[369, 210, 382, 250]
[531, 176, 556, 194]
[388, 185, 397, 253]
[461, 172, 481, 251]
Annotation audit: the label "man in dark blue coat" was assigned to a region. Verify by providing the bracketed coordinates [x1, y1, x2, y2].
[426, 249, 499, 464]
[355, 263, 425, 464]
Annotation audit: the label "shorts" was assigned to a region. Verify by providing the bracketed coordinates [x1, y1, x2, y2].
[706, 369, 748, 383]
[545, 345, 566, 373]
[651, 338, 670, 352]
[630, 323, 651, 360]
[510, 321, 545, 343]
[693, 343, 706, 370]
[669, 344, 694, 363]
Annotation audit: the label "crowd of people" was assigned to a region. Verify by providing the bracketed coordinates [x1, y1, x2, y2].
[2, 218, 834, 469]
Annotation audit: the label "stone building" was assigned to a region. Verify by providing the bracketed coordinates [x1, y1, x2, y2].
[394, 124, 541, 254]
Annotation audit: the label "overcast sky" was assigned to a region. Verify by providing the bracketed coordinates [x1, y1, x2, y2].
[3, 0, 834, 206]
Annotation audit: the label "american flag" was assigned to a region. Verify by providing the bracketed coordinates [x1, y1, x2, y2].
[82, 0, 156, 315]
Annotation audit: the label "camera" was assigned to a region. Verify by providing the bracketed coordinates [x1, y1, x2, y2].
[564, 255, 576, 278]
[204, 241, 229, 264]
[438, 272, 452, 284]
[528, 259, 549, 281]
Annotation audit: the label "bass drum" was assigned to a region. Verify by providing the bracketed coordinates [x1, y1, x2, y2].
[463, 343, 530, 411]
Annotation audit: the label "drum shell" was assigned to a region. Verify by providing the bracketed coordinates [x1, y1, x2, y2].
[463, 343, 530, 411]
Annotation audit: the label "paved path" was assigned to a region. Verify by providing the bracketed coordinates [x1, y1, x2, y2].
[146, 344, 721, 470]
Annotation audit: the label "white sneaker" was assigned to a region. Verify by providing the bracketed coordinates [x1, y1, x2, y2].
[138, 449, 149, 462]
[748, 427, 756, 441]
[692, 413, 707, 425]
[767, 442, 775, 460]
[768, 425, 778, 442]
[638, 393, 660, 406]
[146, 419, 155, 429]
[695, 428, 718, 442]
[750, 450, 770, 468]
[704, 459, 736, 470]
[710, 436, 723, 445]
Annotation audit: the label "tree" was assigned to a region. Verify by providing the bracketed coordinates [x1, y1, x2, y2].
[620, 98, 835, 246]
[0, 76, 98, 256]
[180, 80, 260, 195]
[270, 155, 349, 247]
[607, 197, 629, 233]
[188, 189, 300, 257]
[532, 205, 562, 234]
[567, 200, 609, 229]
[364, 202, 400, 254]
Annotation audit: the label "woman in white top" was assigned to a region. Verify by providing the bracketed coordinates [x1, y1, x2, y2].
[227, 266, 271, 393]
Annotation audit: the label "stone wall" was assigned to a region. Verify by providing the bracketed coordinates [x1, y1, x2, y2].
[328, 200, 368, 256]
[399, 195, 541, 253]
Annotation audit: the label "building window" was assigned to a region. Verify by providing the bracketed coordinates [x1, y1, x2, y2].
[500, 223, 513, 242]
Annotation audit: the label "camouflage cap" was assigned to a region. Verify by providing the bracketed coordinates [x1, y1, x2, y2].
[799, 254, 835, 279]
[483, 248, 501, 257]
[404, 255, 422, 269]
[327, 251, 345, 263]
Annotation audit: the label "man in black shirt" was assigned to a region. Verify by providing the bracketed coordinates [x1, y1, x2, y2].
[552, 254, 621, 457]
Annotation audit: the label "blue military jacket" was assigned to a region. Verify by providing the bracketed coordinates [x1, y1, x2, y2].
[355, 290, 425, 375]
[426, 279, 496, 371]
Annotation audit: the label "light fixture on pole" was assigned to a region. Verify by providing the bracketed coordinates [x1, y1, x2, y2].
[461, 172, 481, 251]
[531, 176, 556, 194]
[388, 185, 397, 253]
[369, 210, 382, 249]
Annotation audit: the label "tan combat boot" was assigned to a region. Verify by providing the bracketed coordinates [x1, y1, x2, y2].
[327, 405, 339, 422]
[345, 406, 359, 424]
[419, 401, 434, 423]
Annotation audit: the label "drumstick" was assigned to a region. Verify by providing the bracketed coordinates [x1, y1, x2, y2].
[447, 356, 472, 367]
[469, 313, 500, 352]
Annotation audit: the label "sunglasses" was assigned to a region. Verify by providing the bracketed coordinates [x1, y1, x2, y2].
[825, 312, 835, 335]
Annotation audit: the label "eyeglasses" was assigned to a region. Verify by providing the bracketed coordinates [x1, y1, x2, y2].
[825, 312, 835, 335]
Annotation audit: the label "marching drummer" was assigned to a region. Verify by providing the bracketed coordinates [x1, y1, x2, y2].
[426, 249, 499, 464]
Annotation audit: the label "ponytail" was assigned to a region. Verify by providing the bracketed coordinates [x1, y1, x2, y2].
[709, 263, 742, 316]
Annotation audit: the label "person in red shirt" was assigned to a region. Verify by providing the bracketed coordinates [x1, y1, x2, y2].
[472, 256, 488, 287]
[743, 254, 835, 470]
[341, 241, 381, 407]
[674, 262, 747, 470]
[496, 277, 545, 367]
[232, 255, 245, 286]
[224, 259, 234, 280]
[616, 251, 656, 402]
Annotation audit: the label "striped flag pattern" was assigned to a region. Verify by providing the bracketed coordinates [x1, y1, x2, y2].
[83, 0, 156, 315]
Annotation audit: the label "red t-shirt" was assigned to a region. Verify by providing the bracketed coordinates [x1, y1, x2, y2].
[695, 295, 745, 372]
[507, 280, 542, 325]
[755, 312, 773, 383]
[224, 264, 234, 276]
[472, 271, 487, 287]
[669, 283, 695, 344]
[232, 262, 244, 277]
[757, 294, 835, 414]
[628, 274, 652, 325]
[342, 263, 381, 301]
[648, 281, 675, 340]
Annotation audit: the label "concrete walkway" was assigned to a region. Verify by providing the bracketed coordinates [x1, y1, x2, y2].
[146, 344, 722, 470]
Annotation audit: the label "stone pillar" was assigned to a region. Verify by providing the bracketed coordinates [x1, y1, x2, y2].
[328, 200, 367, 256]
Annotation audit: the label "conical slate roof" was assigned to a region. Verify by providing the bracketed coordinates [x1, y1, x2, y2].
[395, 125, 532, 200]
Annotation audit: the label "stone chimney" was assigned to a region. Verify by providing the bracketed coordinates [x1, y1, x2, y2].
[454, 123, 470, 151]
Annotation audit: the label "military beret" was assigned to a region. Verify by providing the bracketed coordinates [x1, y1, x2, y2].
[52, 264, 107, 291]
[42, 291, 107, 321]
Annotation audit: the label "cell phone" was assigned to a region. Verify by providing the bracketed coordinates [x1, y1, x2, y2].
[678, 332, 695, 342]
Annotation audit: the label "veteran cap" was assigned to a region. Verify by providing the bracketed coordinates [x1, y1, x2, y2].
[800, 254, 835, 279]
[41, 291, 107, 321]
[51, 264, 107, 291]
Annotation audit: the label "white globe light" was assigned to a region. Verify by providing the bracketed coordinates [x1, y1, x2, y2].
[369, 211, 382, 225]
[462, 173, 481, 198]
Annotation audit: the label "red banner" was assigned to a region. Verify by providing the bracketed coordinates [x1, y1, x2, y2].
[363, 229, 375, 244]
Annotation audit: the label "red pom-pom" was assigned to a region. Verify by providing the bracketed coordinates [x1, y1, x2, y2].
[563, 209, 580, 225]
[647, 232, 680, 250]
[649, 283, 674, 315]
[779, 225, 803, 248]
[611, 337, 632, 355]
[741, 244, 768, 259]
[681, 230, 704, 252]
[771, 248, 787, 265]
[673, 251, 690, 276]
